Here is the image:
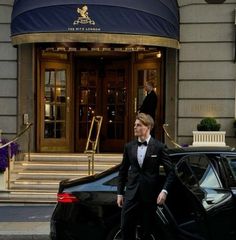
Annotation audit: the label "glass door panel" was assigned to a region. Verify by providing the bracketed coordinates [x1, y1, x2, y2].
[105, 69, 126, 140]
[38, 61, 72, 152]
[75, 59, 128, 152]
[77, 69, 97, 145]
[44, 69, 67, 139]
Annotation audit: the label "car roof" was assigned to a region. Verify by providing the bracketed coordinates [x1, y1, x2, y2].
[60, 146, 236, 190]
[167, 146, 236, 155]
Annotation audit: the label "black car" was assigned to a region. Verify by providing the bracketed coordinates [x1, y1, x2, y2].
[50, 147, 236, 240]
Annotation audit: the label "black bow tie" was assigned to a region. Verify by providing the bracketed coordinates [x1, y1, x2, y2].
[138, 141, 147, 146]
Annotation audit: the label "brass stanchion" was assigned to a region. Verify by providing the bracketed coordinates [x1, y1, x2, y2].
[84, 116, 103, 175]
[28, 126, 31, 161]
[88, 154, 91, 176]
[91, 142, 95, 175]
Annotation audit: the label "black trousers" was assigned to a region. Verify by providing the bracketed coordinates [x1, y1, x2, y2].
[121, 197, 156, 240]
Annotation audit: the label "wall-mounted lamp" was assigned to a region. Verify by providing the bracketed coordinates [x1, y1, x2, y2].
[156, 51, 162, 58]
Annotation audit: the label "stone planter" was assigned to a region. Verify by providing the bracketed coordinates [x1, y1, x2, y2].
[192, 131, 226, 147]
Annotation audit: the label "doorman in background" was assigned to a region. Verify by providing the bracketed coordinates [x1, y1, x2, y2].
[138, 81, 157, 137]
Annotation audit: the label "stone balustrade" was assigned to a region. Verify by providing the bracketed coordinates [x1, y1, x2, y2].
[192, 131, 226, 147]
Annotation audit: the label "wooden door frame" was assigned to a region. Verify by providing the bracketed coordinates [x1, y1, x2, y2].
[37, 57, 74, 152]
[132, 56, 164, 141]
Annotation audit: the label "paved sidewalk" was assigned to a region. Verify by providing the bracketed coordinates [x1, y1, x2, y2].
[0, 222, 50, 240]
[0, 204, 54, 240]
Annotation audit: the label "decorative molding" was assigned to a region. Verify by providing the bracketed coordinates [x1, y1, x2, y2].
[11, 33, 180, 49]
[205, 0, 226, 3]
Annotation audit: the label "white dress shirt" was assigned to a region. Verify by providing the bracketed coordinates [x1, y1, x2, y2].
[137, 135, 151, 167]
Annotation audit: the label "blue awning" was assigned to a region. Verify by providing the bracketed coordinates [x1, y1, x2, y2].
[11, 0, 179, 48]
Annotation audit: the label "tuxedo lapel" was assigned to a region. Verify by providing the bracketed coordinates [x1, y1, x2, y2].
[141, 138, 155, 169]
[131, 141, 140, 169]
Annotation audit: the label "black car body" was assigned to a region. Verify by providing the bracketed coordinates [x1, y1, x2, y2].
[50, 147, 236, 240]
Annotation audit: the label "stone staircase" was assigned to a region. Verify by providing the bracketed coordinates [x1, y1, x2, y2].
[0, 153, 122, 203]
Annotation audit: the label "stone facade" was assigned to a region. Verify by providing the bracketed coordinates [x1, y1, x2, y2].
[0, 0, 236, 149]
[178, 0, 236, 147]
[0, 0, 17, 140]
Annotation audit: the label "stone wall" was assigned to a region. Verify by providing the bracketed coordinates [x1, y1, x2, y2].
[0, 0, 17, 140]
[178, 0, 236, 146]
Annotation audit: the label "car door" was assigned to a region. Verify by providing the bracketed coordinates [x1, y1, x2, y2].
[175, 154, 236, 240]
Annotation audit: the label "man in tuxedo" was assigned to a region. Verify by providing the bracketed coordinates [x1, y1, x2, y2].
[138, 81, 157, 137]
[117, 113, 174, 240]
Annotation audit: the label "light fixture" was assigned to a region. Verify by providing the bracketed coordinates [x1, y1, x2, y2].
[156, 51, 162, 58]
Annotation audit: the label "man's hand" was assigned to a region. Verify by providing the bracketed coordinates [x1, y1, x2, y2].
[157, 191, 167, 205]
[117, 195, 124, 208]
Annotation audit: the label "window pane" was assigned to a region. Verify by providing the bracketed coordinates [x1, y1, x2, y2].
[45, 87, 54, 102]
[44, 68, 67, 139]
[116, 106, 125, 121]
[56, 123, 66, 138]
[45, 122, 55, 138]
[108, 123, 115, 138]
[56, 105, 66, 121]
[117, 89, 126, 103]
[199, 166, 220, 188]
[44, 104, 55, 120]
[107, 106, 115, 122]
[116, 123, 124, 139]
[88, 89, 96, 104]
[80, 71, 89, 87]
[45, 70, 55, 86]
[79, 123, 88, 139]
[176, 160, 198, 188]
[107, 89, 116, 104]
[56, 87, 66, 103]
[104, 176, 119, 186]
[56, 70, 66, 86]
[227, 158, 236, 180]
[187, 155, 221, 189]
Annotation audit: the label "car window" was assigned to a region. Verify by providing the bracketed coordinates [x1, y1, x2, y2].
[176, 155, 221, 189]
[103, 176, 118, 186]
[226, 157, 236, 180]
[176, 159, 198, 188]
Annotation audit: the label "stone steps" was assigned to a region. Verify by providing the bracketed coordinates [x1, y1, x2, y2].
[0, 190, 57, 203]
[13, 170, 87, 180]
[0, 153, 122, 203]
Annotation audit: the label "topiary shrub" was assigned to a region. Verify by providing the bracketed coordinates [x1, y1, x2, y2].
[197, 117, 221, 131]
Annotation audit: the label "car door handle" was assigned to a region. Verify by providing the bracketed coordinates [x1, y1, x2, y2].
[205, 198, 214, 204]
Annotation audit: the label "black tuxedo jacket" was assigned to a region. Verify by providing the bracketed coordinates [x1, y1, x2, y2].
[117, 138, 174, 202]
[139, 90, 157, 121]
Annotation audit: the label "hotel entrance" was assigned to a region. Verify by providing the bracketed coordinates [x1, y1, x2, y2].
[75, 55, 130, 152]
[37, 50, 164, 153]
[12, 0, 179, 154]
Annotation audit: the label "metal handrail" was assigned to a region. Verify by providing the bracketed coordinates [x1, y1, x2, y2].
[0, 123, 33, 149]
[163, 124, 182, 148]
[84, 116, 103, 175]
[0, 122, 33, 189]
